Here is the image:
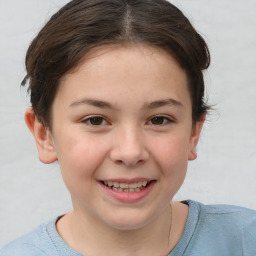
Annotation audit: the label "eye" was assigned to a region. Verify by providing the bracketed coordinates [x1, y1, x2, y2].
[147, 116, 173, 126]
[82, 116, 109, 126]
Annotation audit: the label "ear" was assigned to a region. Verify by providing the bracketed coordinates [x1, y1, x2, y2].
[188, 116, 205, 161]
[25, 107, 57, 164]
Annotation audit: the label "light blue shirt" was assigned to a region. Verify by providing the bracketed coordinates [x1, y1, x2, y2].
[1, 200, 256, 255]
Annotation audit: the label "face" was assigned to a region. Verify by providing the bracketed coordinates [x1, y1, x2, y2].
[38, 45, 203, 230]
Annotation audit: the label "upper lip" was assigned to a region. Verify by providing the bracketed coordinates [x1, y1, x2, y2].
[99, 178, 155, 184]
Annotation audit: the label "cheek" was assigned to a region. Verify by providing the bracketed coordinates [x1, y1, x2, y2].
[152, 134, 190, 174]
[159, 138, 189, 157]
[156, 135, 190, 197]
[55, 134, 109, 182]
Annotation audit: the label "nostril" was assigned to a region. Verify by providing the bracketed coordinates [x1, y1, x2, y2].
[115, 160, 123, 165]
[114, 158, 145, 167]
[136, 159, 144, 165]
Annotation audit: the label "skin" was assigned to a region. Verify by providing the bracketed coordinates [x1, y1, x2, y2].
[25, 44, 204, 255]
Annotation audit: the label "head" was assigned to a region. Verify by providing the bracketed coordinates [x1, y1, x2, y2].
[22, 0, 210, 128]
[23, 0, 210, 230]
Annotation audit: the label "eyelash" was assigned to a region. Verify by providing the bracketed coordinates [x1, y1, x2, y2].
[147, 115, 174, 126]
[82, 116, 109, 126]
[81, 115, 174, 127]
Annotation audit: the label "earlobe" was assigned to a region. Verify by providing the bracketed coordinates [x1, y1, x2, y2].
[25, 107, 57, 164]
[188, 117, 205, 161]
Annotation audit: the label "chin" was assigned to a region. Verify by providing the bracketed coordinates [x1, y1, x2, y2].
[102, 211, 154, 231]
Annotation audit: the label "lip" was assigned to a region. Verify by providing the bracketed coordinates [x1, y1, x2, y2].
[98, 179, 156, 203]
[101, 177, 152, 184]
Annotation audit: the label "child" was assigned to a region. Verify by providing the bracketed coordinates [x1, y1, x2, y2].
[1, 0, 256, 255]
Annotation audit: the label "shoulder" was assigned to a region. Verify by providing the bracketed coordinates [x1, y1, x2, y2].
[195, 200, 256, 224]
[184, 200, 256, 254]
[0, 220, 57, 256]
[189, 200, 256, 231]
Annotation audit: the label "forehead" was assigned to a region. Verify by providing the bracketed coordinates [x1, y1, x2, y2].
[76, 44, 185, 76]
[55, 44, 190, 110]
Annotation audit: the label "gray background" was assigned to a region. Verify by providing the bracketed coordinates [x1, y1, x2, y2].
[1, 0, 256, 247]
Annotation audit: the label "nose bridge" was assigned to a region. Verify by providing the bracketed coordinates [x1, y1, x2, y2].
[110, 122, 149, 167]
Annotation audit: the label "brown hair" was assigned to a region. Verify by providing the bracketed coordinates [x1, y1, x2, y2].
[22, 0, 210, 127]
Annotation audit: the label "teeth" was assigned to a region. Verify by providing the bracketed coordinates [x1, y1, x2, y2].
[103, 180, 149, 191]
[128, 183, 137, 189]
[113, 182, 119, 188]
[120, 183, 129, 189]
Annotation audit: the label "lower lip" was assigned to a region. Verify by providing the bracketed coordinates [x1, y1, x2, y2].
[99, 181, 156, 203]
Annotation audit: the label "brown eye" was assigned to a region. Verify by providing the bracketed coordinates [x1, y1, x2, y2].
[83, 116, 108, 126]
[149, 116, 172, 125]
[89, 117, 104, 125]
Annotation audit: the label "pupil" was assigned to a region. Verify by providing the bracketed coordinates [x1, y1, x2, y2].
[151, 117, 164, 125]
[90, 117, 103, 125]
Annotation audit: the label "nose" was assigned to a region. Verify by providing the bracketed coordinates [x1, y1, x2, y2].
[109, 126, 149, 167]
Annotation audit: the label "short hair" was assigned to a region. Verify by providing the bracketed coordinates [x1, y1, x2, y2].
[22, 0, 210, 127]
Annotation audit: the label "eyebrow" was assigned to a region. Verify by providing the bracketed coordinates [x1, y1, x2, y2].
[70, 98, 114, 109]
[70, 98, 183, 110]
[143, 98, 184, 109]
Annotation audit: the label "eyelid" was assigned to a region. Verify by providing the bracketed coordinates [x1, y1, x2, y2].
[81, 115, 110, 126]
[80, 114, 174, 126]
[147, 115, 175, 125]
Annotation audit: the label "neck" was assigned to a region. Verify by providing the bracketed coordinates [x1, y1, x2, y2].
[57, 203, 173, 256]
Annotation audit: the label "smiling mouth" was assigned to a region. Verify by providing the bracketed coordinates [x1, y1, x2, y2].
[101, 180, 153, 192]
